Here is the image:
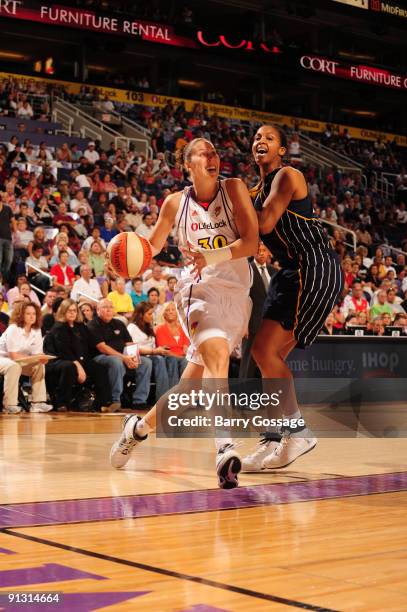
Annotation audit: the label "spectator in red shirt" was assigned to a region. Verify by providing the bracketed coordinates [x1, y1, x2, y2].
[155, 302, 189, 355]
[53, 201, 76, 229]
[50, 250, 75, 290]
[155, 302, 189, 385]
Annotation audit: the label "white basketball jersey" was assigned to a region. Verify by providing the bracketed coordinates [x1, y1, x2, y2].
[174, 179, 251, 289]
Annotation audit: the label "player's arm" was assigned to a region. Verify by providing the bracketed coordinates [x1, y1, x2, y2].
[258, 167, 304, 234]
[148, 193, 181, 256]
[224, 178, 259, 258]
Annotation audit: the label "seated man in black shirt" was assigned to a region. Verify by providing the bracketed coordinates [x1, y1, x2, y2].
[87, 298, 152, 410]
[155, 239, 181, 268]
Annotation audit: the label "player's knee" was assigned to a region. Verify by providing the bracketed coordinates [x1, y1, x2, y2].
[251, 342, 276, 368]
[206, 345, 229, 376]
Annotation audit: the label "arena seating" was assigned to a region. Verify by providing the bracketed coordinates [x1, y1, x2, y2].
[0, 73, 406, 412]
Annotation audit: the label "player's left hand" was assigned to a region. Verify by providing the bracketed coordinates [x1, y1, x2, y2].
[181, 241, 207, 277]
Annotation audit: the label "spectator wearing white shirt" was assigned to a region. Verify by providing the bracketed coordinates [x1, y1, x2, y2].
[143, 264, 167, 296]
[25, 145, 37, 163]
[147, 287, 164, 327]
[7, 275, 40, 308]
[137, 213, 154, 239]
[17, 101, 34, 119]
[321, 205, 338, 223]
[70, 190, 91, 214]
[386, 289, 405, 314]
[84, 142, 100, 164]
[7, 136, 18, 152]
[396, 202, 407, 224]
[82, 227, 106, 251]
[0, 301, 53, 414]
[26, 245, 50, 294]
[70, 265, 102, 302]
[308, 179, 320, 199]
[13, 218, 33, 250]
[124, 200, 142, 230]
[72, 170, 92, 192]
[382, 255, 396, 275]
[103, 98, 115, 112]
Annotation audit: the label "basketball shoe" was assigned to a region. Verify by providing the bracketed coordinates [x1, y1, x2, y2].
[242, 436, 281, 472]
[216, 443, 242, 489]
[110, 415, 148, 469]
[3, 405, 22, 414]
[30, 402, 53, 413]
[261, 430, 317, 469]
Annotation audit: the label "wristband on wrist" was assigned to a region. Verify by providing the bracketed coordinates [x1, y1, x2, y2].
[201, 246, 232, 266]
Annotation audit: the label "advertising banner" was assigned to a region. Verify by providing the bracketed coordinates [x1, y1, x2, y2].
[331, 0, 369, 8]
[289, 337, 407, 405]
[1, 70, 406, 147]
[332, 0, 407, 18]
[300, 55, 407, 91]
[0, 2, 197, 48]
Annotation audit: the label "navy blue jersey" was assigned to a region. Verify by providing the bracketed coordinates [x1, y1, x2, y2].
[251, 167, 343, 348]
[252, 168, 332, 269]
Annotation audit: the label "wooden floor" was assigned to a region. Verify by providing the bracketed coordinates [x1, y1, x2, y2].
[1, 412, 407, 611]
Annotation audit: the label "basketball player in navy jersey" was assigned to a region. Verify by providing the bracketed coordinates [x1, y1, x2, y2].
[242, 124, 343, 471]
[110, 137, 258, 489]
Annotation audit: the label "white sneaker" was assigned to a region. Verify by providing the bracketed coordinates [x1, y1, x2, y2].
[262, 432, 317, 469]
[30, 402, 53, 413]
[216, 443, 242, 490]
[110, 415, 148, 469]
[242, 437, 281, 472]
[3, 405, 22, 414]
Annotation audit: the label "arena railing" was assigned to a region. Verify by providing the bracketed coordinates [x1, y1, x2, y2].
[371, 171, 394, 200]
[299, 133, 364, 174]
[25, 263, 53, 297]
[72, 100, 152, 152]
[378, 243, 407, 259]
[319, 218, 357, 252]
[108, 108, 151, 138]
[52, 100, 102, 144]
[52, 96, 151, 158]
[76, 292, 100, 303]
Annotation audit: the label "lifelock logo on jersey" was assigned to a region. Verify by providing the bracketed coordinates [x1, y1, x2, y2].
[191, 220, 227, 231]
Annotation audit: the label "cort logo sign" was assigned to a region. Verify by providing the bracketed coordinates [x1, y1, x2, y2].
[197, 31, 281, 53]
[300, 55, 339, 75]
[0, 0, 22, 14]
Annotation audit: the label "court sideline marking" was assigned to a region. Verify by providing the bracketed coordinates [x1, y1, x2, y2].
[1, 472, 406, 530]
[2, 528, 338, 612]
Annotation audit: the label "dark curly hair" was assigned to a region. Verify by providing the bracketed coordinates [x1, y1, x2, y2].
[10, 301, 42, 329]
[262, 123, 288, 150]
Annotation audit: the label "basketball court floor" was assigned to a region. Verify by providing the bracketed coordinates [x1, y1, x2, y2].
[1, 412, 407, 611]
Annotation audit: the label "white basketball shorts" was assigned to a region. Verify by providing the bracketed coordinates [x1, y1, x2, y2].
[174, 278, 252, 366]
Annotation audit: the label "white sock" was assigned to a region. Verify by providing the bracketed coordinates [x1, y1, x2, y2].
[135, 417, 152, 437]
[215, 437, 233, 452]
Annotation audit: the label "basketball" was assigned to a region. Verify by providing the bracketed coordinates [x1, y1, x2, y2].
[107, 232, 153, 278]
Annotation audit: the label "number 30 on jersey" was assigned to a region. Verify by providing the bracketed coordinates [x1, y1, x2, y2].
[197, 234, 227, 250]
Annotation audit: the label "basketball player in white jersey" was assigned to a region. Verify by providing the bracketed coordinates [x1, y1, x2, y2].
[110, 138, 258, 489]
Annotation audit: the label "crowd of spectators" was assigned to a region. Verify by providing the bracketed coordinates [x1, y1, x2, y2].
[0, 75, 406, 413]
